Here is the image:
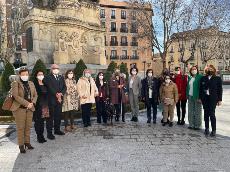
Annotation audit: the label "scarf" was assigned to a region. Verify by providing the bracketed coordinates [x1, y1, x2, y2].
[147, 76, 153, 89]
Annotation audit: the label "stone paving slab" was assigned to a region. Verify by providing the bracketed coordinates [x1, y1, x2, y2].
[0, 112, 230, 172]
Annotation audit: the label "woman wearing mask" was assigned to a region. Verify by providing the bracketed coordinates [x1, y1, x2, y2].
[128, 67, 141, 122]
[174, 67, 188, 125]
[33, 70, 51, 143]
[199, 65, 223, 137]
[77, 69, 98, 127]
[109, 69, 127, 122]
[160, 74, 178, 127]
[141, 69, 159, 123]
[186, 66, 203, 130]
[95, 72, 108, 124]
[10, 67, 38, 153]
[62, 70, 79, 132]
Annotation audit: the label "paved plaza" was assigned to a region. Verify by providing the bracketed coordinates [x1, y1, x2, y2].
[0, 86, 230, 172]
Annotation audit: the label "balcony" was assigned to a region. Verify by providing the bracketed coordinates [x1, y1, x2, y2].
[130, 28, 138, 33]
[130, 55, 139, 60]
[120, 27, 128, 33]
[110, 55, 119, 60]
[120, 55, 129, 60]
[110, 28, 117, 32]
[131, 42, 138, 46]
[120, 42, 128, 46]
[111, 15, 116, 19]
[121, 15, 126, 19]
[110, 41, 118, 46]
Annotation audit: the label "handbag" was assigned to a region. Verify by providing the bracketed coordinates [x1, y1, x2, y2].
[2, 91, 14, 111]
[42, 105, 50, 118]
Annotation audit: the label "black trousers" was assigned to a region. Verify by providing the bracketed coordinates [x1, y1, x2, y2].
[203, 96, 217, 131]
[176, 100, 187, 122]
[33, 107, 52, 137]
[146, 98, 158, 121]
[96, 100, 107, 123]
[48, 103, 62, 133]
[114, 103, 125, 116]
[81, 103, 92, 125]
[64, 110, 75, 127]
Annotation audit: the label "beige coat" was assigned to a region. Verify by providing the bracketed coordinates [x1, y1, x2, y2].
[62, 79, 79, 112]
[10, 80, 38, 112]
[160, 81, 179, 104]
[77, 77, 98, 105]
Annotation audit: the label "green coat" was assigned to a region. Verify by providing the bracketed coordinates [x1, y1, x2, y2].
[186, 74, 203, 100]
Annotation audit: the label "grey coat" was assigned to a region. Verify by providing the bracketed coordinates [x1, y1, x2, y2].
[128, 76, 142, 96]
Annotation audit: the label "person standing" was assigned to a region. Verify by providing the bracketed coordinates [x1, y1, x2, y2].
[174, 67, 188, 125]
[186, 66, 203, 130]
[109, 69, 127, 122]
[95, 72, 108, 124]
[44, 64, 66, 139]
[160, 74, 178, 127]
[128, 67, 141, 122]
[33, 70, 51, 143]
[199, 65, 223, 137]
[141, 69, 159, 123]
[10, 67, 38, 153]
[62, 70, 79, 132]
[77, 69, 98, 127]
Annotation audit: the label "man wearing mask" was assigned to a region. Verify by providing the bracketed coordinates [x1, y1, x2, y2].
[199, 65, 223, 137]
[174, 67, 188, 125]
[109, 69, 127, 122]
[77, 69, 98, 127]
[141, 69, 159, 123]
[44, 64, 67, 139]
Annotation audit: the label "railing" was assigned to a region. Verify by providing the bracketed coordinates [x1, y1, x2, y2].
[120, 28, 128, 33]
[131, 42, 138, 46]
[110, 41, 118, 46]
[120, 42, 128, 46]
[110, 55, 119, 60]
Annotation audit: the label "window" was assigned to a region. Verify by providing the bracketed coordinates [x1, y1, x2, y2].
[111, 10, 116, 19]
[131, 22, 137, 33]
[110, 36, 118, 46]
[131, 11, 136, 20]
[111, 22, 116, 32]
[100, 9, 105, 18]
[101, 21, 105, 28]
[111, 50, 117, 59]
[121, 36, 128, 46]
[132, 50, 137, 56]
[120, 23, 128, 32]
[131, 37, 138, 46]
[121, 50, 128, 59]
[121, 10, 126, 19]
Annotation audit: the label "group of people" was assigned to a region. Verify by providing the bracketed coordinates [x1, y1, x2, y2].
[9, 63, 222, 154]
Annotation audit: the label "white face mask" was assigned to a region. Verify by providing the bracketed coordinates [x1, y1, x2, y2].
[165, 79, 171, 84]
[99, 75, 103, 80]
[68, 74, 74, 79]
[176, 71, 180, 75]
[85, 73, 91, 78]
[20, 76, 29, 82]
[147, 73, 153, 77]
[37, 75, 44, 81]
[53, 69, 59, 75]
[191, 70, 197, 75]
[132, 71, 137, 75]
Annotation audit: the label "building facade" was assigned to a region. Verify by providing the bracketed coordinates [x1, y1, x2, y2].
[166, 27, 230, 73]
[99, 0, 153, 74]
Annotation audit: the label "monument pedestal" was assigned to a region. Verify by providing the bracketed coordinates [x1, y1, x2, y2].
[53, 51, 70, 64]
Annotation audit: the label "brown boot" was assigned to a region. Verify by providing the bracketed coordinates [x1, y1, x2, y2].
[19, 145, 26, 153]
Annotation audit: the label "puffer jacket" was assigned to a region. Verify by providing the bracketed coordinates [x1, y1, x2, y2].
[160, 81, 179, 103]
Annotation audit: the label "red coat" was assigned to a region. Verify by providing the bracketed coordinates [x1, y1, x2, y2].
[174, 74, 188, 100]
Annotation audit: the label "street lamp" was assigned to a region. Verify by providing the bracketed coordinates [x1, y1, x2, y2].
[0, 58, 5, 73]
[142, 60, 146, 78]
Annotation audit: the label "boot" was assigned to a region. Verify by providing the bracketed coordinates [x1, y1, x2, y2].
[122, 114, 125, 122]
[64, 126, 72, 133]
[210, 131, 216, 137]
[19, 145, 26, 153]
[169, 122, 173, 127]
[37, 135, 45, 143]
[71, 124, 77, 130]
[25, 143, 34, 150]
[115, 115, 120, 121]
[204, 129, 210, 136]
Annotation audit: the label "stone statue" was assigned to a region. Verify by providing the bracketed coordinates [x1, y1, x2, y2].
[31, 0, 59, 10]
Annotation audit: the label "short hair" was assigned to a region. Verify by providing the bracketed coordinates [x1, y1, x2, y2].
[130, 67, 138, 75]
[189, 65, 199, 76]
[207, 64, 217, 75]
[19, 67, 29, 75]
[146, 69, 153, 76]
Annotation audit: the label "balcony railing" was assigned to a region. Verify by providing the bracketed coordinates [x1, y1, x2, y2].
[110, 41, 118, 46]
[130, 55, 139, 60]
[100, 14, 105, 18]
[120, 55, 129, 60]
[131, 42, 138, 46]
[121, 15, 126, 19]
[110, 28, 117, 32]
[130, 28, 138, 33]
[120, 42, 128, 46]
[110, 55, 119, 60]
[111, 15, 116, 19]
[120, 27, 128, 33]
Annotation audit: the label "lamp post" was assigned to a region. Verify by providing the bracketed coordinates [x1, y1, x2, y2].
[142, 60, 146, 78]
[0, 57, 5, 74]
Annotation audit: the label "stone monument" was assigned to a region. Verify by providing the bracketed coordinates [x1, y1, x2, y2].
[24, 0, 106, 67]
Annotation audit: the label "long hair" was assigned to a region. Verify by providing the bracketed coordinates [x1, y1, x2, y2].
[189, 65, 199, 76]
[65, 69, 75, 79]
[33, 70, 45, 95]
[96, 72, 106, 87]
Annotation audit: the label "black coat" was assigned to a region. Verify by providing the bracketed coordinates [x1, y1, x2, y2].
[44, 74, 67, 105]
[199, 75, 223, 107]
[141, 77, 159, 104]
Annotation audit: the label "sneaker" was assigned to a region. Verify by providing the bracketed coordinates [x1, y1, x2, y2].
[147, 119, 151, 123]
[153, 119, 156, 124]
[180, 121, 185, 125]
[162, 122, 167, 126]
[47, 134, 55, 140]
[169, 122, 173, 127]
[134, 117, 138, 122]
[131, 117, 135, 121]
[177, 121, 181, 125]
[204, 129, 210, 136]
